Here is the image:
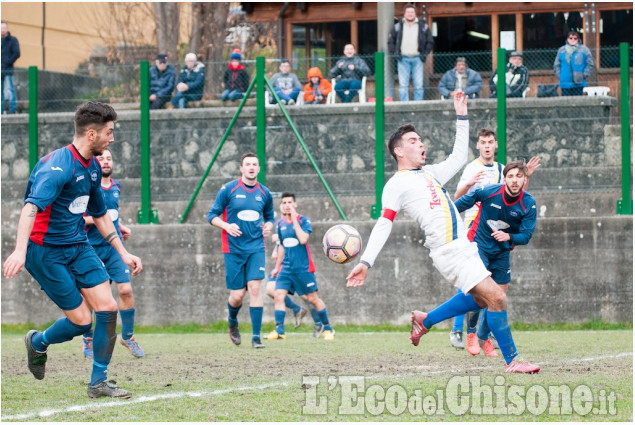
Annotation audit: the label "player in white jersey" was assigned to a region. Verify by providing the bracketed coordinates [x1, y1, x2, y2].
[449, 129, 540, 350]
[346, 91, 540, 374]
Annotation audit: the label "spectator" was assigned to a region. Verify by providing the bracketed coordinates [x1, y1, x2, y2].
[169, 53, 205, 109]
[489, 51, 529, 98]
[303, 67, 332, 104]
[269, 59, 302, 105]
[387, 3, 434, 101]
[221, 51, 250, 101]
[438, 57, 483, 99]
[328, 43, 371, 103]
[149, 53, 175, 109]
[554, 30, 594, 96]
[1, 21, 21, 114]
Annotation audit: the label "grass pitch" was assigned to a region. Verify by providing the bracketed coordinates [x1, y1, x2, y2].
[1, 328, 632, 422]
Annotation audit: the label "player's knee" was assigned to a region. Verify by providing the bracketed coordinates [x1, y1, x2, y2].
[489, 290, 507, 311]
[117, 283, 133, 298]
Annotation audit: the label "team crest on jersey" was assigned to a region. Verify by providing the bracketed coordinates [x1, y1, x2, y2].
[91, 171, 99, 181]
[510, 211, 519, 217]
[255, 196, 262, 202]
[113, 191, 119, 199]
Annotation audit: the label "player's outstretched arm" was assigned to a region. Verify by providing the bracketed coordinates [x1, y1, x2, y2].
[3, 203, 38, 278]
[453, 90, 468, 115]
[346, 262, 368, 287]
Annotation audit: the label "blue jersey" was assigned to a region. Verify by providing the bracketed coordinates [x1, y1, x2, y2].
[87, 179, 122, 247]
[277, 214, 315, 273]
[25, 145, 107, 246]
[207, 178, 274, 254]
[454, 184, 537, 257]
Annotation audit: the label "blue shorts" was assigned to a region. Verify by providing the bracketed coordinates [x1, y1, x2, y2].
[275, 270, 318, 296]
[93, 244, 130, 284]
[25, 241, 110, 311]
[223, 251, 266, 290]
[478, 249, 511, 285]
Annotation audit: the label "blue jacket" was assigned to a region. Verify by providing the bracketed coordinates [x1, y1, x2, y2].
[1, 32, 21, 74]
[177, 61, 205, 98]
[149, 64, 176, 98]
[554, 42, 594, 89]
[438, 67, 483, 98]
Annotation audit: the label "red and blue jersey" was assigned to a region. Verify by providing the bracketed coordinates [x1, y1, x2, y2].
[207, 178, 274, 254]
[454, 184, 536, 256]
[86, 179, 122, 247]
[277, 214, 316, 273]
[25, 145, 107, 246]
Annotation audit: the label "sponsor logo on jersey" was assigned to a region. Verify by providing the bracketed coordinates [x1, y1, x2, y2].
[237, 210, 260, 221]
[51, 166, 63, 171]
[426, 178, 442, 209]
[76, 175, 85, 182]
[283, 238, 300, 248]
[490, 203, 502, 210]
[68, 195, 90, 214]
[487, 219, 510, 231]
[91, 171, 99, 181]
[236, 194, 246, 199]
[108, 209, 119, 221]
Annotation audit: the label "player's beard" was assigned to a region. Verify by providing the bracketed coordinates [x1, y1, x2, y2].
[505, 181, 522, 197]
[102, 168, 112, 178]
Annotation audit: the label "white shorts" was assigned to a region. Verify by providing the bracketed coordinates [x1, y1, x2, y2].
[429, 237, 491, 294]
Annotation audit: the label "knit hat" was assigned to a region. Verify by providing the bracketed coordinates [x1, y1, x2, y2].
[230, 52, 241, 61]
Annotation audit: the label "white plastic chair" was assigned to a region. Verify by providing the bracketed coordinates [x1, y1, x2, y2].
[583, 86, 610, 96]
[329, 76, 367, 104]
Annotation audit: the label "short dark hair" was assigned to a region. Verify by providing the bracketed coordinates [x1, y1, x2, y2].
[503, 160, 527, 177]
[241, 152, 258, 165]
[388, 124, 418, 162]
[567, 30, 580, 40]
[477, 128, 497, 142]
[74, 101, 117, 136]
[281, 192, 296, 201]
[403, 3, 416, 13]
[280, 59, 290, 65]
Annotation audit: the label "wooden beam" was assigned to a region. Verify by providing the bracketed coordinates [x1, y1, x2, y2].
[351, 20, 358, 49]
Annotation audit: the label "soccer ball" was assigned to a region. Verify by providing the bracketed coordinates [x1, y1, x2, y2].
[322, 224, 363, 264]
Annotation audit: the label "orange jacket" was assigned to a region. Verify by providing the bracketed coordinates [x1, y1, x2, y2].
[303, 67, 332, 103]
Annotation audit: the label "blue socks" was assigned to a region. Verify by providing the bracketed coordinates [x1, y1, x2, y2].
[423, 292, 481, 330]
[468, 309, 482, 334]
[119, 308, 135, 341]
[477, 309, 491, 340]
[284, 296, 301, 315]
[33, 317, 92, 352]
[451, 289, 465, 331]
[228, 302, 242, 326]
[486, 310, 518, 364]
[91, 311, 117, 386]
[274, 309, 286, 334]
[250, 306, 263, 340]
[317, 309, 333, 331]
[310, 307, 322, 327]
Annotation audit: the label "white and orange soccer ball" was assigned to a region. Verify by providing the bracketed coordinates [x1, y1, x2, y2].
[322, 224, 363, 264]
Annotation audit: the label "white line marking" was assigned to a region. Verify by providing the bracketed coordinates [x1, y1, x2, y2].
[3, 352, 632, 421]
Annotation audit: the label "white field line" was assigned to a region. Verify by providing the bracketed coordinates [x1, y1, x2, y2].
[2, 351, 632, 421]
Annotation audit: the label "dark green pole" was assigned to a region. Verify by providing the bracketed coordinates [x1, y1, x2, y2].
[496, 48, 507, 163]
[137, 60, 158, 224]
[28, 66, 38, 171]
[617, 42, 633, 215]
[371, 51, 385, 219]
[256, 57, 266, 184]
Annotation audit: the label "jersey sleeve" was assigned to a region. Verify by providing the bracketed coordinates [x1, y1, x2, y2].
[424, 119, 469, 186]
[207, 185, 229, 223]
[454, 187, 481, 213]
[25, 155, 71, 211]
[300, 215, 312, 235]
[456, 162, 478, 194]
[86, 167, 107, 217]
[263, 191, 275, 224]
[510, 197, 537, 247]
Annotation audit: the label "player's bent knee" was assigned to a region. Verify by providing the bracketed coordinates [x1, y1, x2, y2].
[116, 283, 133, 297]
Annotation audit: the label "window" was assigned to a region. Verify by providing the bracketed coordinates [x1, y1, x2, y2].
[522, 11, 583, 70]
[432, 15, 492, 73]
[599, 9, 633, 68]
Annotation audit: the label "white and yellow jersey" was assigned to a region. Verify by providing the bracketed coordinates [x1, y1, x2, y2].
[456, 159, 504, 229]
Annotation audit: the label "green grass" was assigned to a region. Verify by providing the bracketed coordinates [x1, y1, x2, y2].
[1, 329, 632, 421]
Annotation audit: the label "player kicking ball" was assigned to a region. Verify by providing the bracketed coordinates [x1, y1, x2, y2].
[346, 91, 540, 374]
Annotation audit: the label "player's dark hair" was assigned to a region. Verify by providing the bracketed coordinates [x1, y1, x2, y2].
[403, 3, 416, 13]
[241, 152, 258, 165]
[74, 101, 117, 136]
[281, 192, 296, 201]
[477, 128, 497, 143]
[388, 124, 417, 162]
[503, 160, 527, 177]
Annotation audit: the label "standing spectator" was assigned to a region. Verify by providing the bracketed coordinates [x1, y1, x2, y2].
[554, 30, 594, 96]
[489, 51, 529, 98]
[169, 53, 205, 109]
[1, 21, 21, 114]
[269, 59, 302, 105]
[303, 67, 332, 104]
[328, 43, 371, 103]
[221, 51, 250, 101]
[149, 53, 175, 110]
[388, 3, 434, 101]
[438, 57, 483, 99]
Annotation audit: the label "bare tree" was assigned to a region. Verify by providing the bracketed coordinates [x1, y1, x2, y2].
[153, 3, 181, 63]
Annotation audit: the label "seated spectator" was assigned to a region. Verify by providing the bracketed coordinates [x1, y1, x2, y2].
[489, 51, 529, 98]
[438, 57, 483, 99]
[221, 51, 250, 101]
[170, 53, 205, 109]
[328, 43, 371, 103]
[149, 53, 176, 109]
[303, 67, 332, 104]
[269, 59, 302, 105]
